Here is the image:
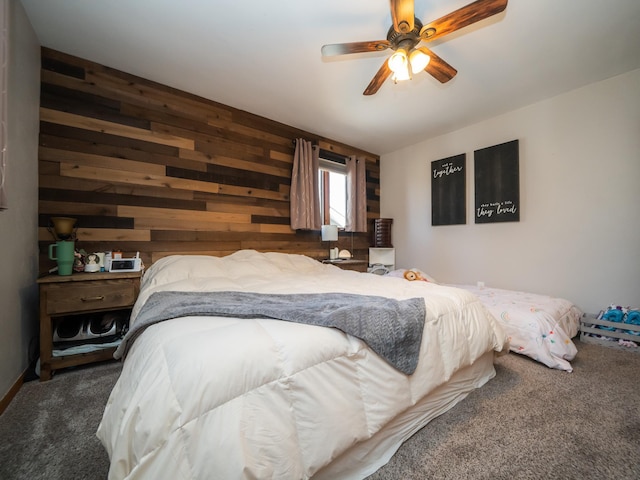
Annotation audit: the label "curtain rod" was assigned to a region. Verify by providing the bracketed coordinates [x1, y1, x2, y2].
[292, 139, 348, 164]
[291, 138, 317, 147]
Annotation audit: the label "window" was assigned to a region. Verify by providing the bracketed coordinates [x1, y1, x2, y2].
[318, 156, 347, 228]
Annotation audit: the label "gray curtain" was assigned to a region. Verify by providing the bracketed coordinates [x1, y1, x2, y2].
[290, 138, 321, 230]
[345, 155, 367, 232]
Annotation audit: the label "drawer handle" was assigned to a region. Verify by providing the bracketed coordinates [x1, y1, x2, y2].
[81, 295, 105, 302]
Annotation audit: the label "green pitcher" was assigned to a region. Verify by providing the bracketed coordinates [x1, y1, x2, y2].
[49, 241, 75, 276]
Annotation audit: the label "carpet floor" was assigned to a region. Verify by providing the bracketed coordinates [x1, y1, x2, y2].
[1, 339, 639, 479]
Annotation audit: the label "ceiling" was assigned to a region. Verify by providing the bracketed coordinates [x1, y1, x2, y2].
[20, 0, 640, 155]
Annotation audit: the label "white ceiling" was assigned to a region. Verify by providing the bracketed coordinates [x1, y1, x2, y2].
[20, 0, 640, 155]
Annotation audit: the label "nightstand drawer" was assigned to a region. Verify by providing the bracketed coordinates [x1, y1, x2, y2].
[45, 280, 137, 315]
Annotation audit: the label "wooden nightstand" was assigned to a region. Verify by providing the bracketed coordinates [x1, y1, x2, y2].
[37, 271, 141, 381]
[322, 259, 369, 273]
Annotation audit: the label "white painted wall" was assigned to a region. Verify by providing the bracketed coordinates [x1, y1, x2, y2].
[0, 0, 40, 399]
[381, 69, 640, 315]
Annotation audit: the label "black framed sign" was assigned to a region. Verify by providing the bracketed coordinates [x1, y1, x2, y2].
[431, 154, 466, 226]
[474, 139, 519, 223]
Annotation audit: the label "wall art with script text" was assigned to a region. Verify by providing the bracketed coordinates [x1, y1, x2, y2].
[431, 154, 466, 226]
[474, 140, 519, 224]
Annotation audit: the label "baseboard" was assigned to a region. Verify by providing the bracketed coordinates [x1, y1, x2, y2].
[0, 369, 26, 416]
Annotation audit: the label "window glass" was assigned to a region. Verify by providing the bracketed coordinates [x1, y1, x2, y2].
[318, 159, 347, 228]
[328, 171, 346, 227]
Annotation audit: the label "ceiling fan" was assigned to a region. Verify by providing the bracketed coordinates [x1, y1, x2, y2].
[321, 0, 508, 95]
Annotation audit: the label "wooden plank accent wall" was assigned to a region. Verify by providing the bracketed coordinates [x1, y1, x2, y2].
[38, 48, 381, 273]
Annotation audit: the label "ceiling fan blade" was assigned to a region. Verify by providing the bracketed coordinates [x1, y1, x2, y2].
[419, 47, 458, 83]
[420, 0, 507, 42]
[390, 0, 415, 33]
[321, 40, 390, 57]
[363, 60, 392, 96]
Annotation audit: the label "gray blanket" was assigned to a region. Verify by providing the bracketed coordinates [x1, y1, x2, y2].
[115, 291, 426, 374]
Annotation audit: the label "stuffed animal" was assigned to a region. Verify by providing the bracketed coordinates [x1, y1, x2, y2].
[403, 269, 427, 282]
[387, 268, 437, 283]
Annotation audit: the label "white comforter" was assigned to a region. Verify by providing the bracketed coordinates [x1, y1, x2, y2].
[452, 285, 582, 372]
[97, 250, 507, 479]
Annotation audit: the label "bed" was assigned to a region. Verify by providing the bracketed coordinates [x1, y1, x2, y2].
[449, 285, 582, 372]
[385, 269, 581, 371]
[97, 250, 507, 479]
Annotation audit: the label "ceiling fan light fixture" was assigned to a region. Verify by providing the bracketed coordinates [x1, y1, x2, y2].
[409, 49, 430, 74]
[392, 68, 411, 83]
[388, 49, 409, 74]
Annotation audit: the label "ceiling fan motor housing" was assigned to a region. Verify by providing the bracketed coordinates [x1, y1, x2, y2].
[387, 17, 423, 51]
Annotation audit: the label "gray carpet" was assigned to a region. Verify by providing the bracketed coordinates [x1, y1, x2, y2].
[1, 340, 639, 479]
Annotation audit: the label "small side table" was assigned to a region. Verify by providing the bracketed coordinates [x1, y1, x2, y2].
[322, 259, 369, 272]
[37, 271, 141, 381]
